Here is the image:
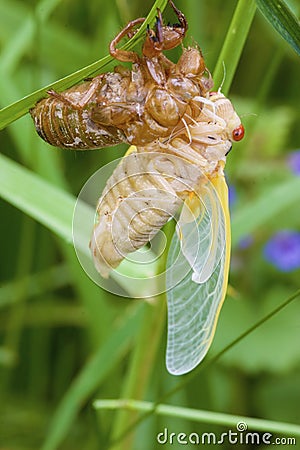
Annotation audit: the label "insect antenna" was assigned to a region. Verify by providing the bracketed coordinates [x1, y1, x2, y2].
[240, 112, 257, 119]
[163, 113, 192, 148]
[218, 61, 226, 93]
[184, 112, 199, 126]
[193, 96, 216, 122]
[180, 116, 192, 145]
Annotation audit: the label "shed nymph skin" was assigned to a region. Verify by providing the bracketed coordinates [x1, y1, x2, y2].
[30, 1, 213, 149]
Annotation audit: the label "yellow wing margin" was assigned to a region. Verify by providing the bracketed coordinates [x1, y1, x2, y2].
[208, 172, 231, 344]
[166, 172, 231, 375]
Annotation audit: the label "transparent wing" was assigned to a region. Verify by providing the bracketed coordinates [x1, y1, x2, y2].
[166, 175, 231, 375]
[177, 178, 226, 283]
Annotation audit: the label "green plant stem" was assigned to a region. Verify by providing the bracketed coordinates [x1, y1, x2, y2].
[103, 287, 300, 446]
[95, 399, 300, 437]
[41, 303, 145, 450]
[109, 298, 166, 450]
[109, 221, 174, 450]
[0, 216, 35, 395]
[156, 287, 300, 405]
[231, 176, 300, 246]
[255, 0, 300, 55]
[213, 0, 256, 94]
[0, 263, 70, 309]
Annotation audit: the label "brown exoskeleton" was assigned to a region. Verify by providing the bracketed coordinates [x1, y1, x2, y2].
[30, 0, 212, 149]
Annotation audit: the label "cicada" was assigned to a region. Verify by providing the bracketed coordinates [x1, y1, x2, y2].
[30, 0, 212, 149]
[31, 1, 245, 375]
[90, 91, 244, 374]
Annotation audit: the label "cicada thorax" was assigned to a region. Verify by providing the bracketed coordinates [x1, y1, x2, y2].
[90, 150, 202, 277]
[139, 92, 244, 173]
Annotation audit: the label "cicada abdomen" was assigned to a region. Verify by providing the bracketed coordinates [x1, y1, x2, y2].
[31, 73, 129, 150]
[30, 0, 212, 150]
[90, 151, 201, 277]
[91, 92, 244, 277]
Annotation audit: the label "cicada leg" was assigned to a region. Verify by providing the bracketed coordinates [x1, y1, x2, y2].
[109, 17, 145, 63]
[168, 0, 187, 32]
[142, 1, 187, 58]
[90, 101, 140, 127]
[47, 75, 104, 110]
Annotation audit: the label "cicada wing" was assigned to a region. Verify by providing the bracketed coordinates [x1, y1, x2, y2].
[177, 177, 226, 284]
[166, 175, 230, 375]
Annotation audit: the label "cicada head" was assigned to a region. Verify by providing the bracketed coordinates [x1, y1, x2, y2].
[184, 91, 245, 167]
[209, 91, 245, 144]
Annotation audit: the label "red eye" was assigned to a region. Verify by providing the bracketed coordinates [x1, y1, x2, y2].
[232, 124, 244, 141]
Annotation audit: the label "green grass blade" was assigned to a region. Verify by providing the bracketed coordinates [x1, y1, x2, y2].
[94, 399, 300, 436]
[0, 153, 158, 294]
[213, 0, 256, 94]
[105, 288, 300, 446]
[231, 176, 300, 247]
[110, 297, 167, 450]
[0, 55, 113, 130]
[0, 153, 74, 242]
[35, 0, 63, 22]
[0, 264, 70, 309]
[0, 0, 168, 130]
[41, 303, 145, 450]
[255, 0, 300, 55]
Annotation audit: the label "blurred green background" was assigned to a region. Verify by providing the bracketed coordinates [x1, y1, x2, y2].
[0, 0, 299, 449]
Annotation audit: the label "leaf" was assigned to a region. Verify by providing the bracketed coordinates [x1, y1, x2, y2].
[213, 0, 256, 94]
[255, 0, 300, 55]
[0, 0, 168, 130]
[94, 398, 300, 436]
[41, 303, 145, 450]
[0, 153, 156, 295]
[212, 287, 300, 373]
[231, 176, 300, 247]
[0, 153, 74, 242]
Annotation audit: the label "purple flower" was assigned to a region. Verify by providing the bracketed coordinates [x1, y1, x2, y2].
[238, 235, 253, 250]
[287, 150, 300, 176]
[263, 230, 300, 272]
[228, 184, 237, 208]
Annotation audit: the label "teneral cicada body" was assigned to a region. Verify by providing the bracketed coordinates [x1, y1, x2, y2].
[89, 91, 244, 375]
[30, 0, 212, 150]
[90, 92, 244, 277]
